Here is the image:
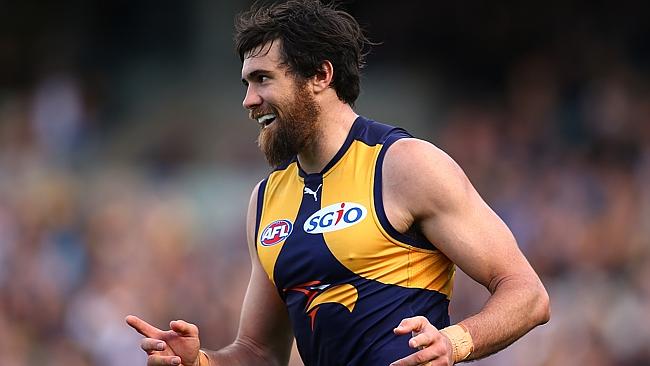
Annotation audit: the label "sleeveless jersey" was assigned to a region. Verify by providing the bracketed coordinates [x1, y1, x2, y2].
[255, 116, 455, 365]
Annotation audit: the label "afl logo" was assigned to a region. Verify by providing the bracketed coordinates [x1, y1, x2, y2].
[304, 202, 367, 234]
[260, 219, 293, 246]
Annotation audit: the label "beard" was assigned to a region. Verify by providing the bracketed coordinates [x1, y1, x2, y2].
[256, 81, 321, 167]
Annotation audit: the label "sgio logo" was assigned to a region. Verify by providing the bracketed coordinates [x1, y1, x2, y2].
[260, 219, 293, 246]
[304, 202, 367, 234]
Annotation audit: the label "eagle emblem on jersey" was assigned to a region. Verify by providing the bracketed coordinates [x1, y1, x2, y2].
[285, 280, 358, 331]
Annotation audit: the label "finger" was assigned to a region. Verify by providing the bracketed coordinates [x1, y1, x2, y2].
[147, 355, 182, 366]
[389, 348, 439, 366]
[126, 315, 163, 338]
[393, 316, 429, 335]
[169, 319, 198, 337]
[408, 331, 437, 349]
[141, 338, 166, 354]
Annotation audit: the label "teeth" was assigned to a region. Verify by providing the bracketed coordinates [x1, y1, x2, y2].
[257, 114, 276, 125]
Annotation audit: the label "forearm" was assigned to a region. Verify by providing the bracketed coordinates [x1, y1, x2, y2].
[457, 275, 550, 361]
[203, 336, 287, 366]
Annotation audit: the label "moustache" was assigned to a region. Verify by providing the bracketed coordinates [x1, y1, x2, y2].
[249, 107, 277, 121]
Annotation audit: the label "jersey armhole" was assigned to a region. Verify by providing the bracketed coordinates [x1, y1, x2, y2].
[372, 134, 438, 251]
[254, 178, 268, 253]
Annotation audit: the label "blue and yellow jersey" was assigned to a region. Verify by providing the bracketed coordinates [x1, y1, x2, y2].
[255, 116, 455, 365]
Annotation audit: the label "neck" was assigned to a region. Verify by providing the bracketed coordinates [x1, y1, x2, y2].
[297, 102, 358, 174]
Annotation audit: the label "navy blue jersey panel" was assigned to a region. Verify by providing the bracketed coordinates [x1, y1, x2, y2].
[355, 116, 412, 146]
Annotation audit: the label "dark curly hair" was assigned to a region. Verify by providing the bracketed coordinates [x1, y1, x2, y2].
[234, 0, 373, 106]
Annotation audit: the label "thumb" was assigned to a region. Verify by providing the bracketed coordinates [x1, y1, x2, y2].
[170, 319, 199, 337]
[393, 316, 429, 335]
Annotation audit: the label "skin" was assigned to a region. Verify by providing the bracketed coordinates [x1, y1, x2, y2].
[385, 139, 550, 365]
[126, 40, 550, 366]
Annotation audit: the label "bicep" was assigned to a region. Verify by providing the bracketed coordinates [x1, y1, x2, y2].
[236, 258, 293, 360]
[420, 176, 530, 291]
[385, 139, 536, 291]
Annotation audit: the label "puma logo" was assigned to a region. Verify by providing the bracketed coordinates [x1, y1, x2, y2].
[304, 184, 322, 201]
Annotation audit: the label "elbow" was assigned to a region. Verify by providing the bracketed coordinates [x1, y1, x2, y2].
[233, 336, 285, 366]
[532, 284, 551, 326]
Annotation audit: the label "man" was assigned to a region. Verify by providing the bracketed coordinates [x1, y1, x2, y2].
[126, 1, 550, 365]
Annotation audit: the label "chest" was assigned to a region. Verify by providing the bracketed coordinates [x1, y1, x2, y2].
[256, 153, 388, 288]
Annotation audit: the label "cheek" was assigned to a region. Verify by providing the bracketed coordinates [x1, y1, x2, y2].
[268, 100, 287, 117]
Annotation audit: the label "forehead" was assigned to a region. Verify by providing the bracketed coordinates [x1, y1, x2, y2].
[241, 40, 284, 77]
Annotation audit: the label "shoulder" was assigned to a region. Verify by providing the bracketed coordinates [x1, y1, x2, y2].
[382, 138, 471, 216]
[383, 138, 467, 185]
[248, 179, 265, 211]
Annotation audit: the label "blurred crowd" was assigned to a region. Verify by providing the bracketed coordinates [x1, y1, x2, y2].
[441, 52, 650, 365]
[0, 75, 255, 364]
[2, 1, 650, 365]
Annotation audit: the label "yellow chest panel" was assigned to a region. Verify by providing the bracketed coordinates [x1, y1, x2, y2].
[256, 137, 454, 298]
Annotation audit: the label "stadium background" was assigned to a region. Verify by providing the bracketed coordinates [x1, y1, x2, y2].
[1, 0, 649, 364]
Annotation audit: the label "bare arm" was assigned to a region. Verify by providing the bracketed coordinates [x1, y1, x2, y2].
[385, 139, 549, 364]
[205, 181, 294, 365]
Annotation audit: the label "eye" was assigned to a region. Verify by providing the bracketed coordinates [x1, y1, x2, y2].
[258, 75, 269, 83]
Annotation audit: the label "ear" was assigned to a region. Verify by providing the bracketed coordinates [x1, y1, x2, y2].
[311, 60, 334, 94]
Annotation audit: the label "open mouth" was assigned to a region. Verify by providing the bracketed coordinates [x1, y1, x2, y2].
[257, 113, 277, 128]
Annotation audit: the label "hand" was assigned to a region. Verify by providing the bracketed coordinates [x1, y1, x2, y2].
[126, 315, 202, 366]
[390, 316, 454, 366]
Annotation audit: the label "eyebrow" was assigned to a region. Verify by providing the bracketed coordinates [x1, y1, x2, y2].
[242, 69, 272, 85]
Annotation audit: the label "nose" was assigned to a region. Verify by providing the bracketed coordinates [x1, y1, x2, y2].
[242, 85, 262, 110]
